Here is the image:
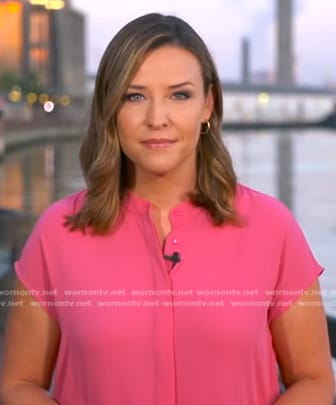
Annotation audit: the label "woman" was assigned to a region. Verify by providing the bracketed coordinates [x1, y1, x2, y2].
[0, 13, 334, 405]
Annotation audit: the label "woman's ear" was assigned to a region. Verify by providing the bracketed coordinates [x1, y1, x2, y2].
[204, 84, 215, 120]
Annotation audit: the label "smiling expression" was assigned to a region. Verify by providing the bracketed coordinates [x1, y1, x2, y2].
[117, 45, 214, 182]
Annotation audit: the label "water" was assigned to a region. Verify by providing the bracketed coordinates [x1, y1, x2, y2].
[223, 129, 336, 315]
[0, 129, 335, 312]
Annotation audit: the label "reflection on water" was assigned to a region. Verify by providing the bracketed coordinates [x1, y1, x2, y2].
[224, 129, 336, 314]
[0, 129, 335, 313]
[0, 142, 84, 215]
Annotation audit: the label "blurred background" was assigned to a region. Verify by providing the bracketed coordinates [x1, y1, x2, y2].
[0, 0, 335, 395]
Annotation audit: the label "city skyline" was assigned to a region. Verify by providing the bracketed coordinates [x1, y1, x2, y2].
[72, 0, 336, 87]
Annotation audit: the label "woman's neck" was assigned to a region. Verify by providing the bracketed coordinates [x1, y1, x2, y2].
[133, 175, 195, 212]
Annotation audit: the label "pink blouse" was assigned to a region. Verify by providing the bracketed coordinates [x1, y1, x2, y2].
[15, 184, 323, 405]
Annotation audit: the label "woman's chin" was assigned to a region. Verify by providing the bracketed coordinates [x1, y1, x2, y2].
[138, 163, 179, 178]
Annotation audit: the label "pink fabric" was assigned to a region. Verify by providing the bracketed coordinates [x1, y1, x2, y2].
[15, 184, 323, 405]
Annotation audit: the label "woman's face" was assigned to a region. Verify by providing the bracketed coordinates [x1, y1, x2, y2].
[117, 45, 214, 182]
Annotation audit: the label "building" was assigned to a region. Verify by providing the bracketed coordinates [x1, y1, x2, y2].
[276, 0, 294, 86]
[241, 38, 251, 85]
[0, 1, 23, 77]
[221, 82, 335, 125]
[251, 70, 275, 85]
[0, 0, 85, 97]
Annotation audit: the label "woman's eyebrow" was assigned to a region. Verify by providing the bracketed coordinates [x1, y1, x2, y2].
[127, 84, 146, 90]
[127, 81, 194, 90]
[169, 81, 194, 89]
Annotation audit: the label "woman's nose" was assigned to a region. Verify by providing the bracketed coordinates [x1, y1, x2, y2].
[145, 100, 169, 129]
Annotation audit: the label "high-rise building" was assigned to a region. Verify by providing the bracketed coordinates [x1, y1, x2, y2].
[276, 0, 294, 86]
[0, 0, 85, 97]
[0, 1, 23, 76]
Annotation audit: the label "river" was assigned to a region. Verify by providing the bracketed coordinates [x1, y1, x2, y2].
[0, 128, 335, 315]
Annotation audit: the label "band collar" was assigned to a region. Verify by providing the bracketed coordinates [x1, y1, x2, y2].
[123, 190, 201, 219]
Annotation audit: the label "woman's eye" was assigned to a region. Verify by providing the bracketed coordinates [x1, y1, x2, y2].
[124, 93, 144, 102]
[172, 91, 191, 100]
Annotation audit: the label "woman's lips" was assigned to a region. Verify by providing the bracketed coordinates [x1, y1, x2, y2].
[141, 139, 176, 150]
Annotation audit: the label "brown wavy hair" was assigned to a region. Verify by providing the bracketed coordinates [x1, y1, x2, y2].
[65, 13, 240, 234]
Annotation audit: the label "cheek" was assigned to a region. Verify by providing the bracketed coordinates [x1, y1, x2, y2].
[117, 136, 137, 162]
[117, 104, 140, 130]
[117, 113, 138, 152]
[116, 131, 134, 163]
[178, 105, 204, 130]
[181, 116, 202, 141]
[117, 112, 131, 137]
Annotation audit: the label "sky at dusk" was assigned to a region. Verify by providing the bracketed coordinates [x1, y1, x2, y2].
[71, 0, 336, 87]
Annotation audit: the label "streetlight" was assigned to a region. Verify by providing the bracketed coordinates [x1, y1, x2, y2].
[29, 0, 65, 10]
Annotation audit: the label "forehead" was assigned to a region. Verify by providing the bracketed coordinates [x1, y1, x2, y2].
[130, 45, 203, 84]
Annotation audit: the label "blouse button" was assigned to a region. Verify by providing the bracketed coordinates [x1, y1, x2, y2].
[172, 238, 179, 245]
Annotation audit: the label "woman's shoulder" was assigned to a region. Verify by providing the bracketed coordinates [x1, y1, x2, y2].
[35, 189, 86, 231]
[236, 183, 298, 231]
[237, 183, 286, 208]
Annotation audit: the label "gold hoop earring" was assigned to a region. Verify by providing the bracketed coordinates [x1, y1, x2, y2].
[200, 120, 211, 134]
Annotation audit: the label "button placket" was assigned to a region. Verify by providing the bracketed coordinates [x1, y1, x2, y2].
[168, 209, 181, 247]
[164, 209, 183, 272]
